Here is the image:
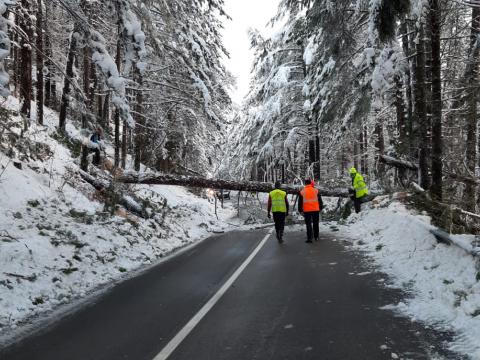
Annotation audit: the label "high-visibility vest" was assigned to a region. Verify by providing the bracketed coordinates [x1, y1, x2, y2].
[353, 173, 369, 198]
[269, 189, 287, 213]
[300, 185, 320, 212]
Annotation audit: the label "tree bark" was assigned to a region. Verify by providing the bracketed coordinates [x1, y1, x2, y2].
[414, 24, 430, 190]
[43, 6, 51, 108]
[400, 20, 413, 152]
[379, 155, 418, 171]
[82, 47, 91, 127]
[395, 73, 408, 157]
[114, 35, 121, 168]
[429, 0, 443, 201]
[116, 172, 379, 198]
[35, 0, 44, 125]
[464, 6, 480, 212]
[134, 70, 144, 172]
[20, 0, 33, 122]
[121, 119, 127, 169]
[58, 29, 78, 132]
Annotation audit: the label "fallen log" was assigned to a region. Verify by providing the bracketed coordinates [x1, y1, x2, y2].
[430, 229, 480, 259]
[378, 155, 418, 171]
[117, 172, 358, 197]
[447, 173, 479, 185]
[78, 170, 145, 218]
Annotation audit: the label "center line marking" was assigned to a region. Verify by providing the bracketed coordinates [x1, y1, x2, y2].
[152, 230, 273, 360]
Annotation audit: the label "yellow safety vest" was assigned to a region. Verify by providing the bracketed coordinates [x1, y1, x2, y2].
[270, 189, 287, 213]
[353, 173, 369, 198]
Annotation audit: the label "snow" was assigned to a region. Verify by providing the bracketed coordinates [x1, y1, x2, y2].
[0, 96, 240, 343]
[303, 36, 318, 66]
[0, 0, 15, 97]
[89, 31, 134, 127]
[339, 201, 480, 359]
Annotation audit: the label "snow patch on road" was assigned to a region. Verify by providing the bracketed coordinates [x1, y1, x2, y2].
[339, 201, 480, 359]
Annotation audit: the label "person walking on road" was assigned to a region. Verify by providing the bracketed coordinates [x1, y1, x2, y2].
[298, 179, 323, 243]
[349, 167, 369, 213]
[267, 181, 289, 243]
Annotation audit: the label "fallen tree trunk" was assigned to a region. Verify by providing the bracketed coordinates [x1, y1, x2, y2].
[117, 172, 358, 197]
[447, 172, 479, 185]
[78, 170, 145, 217]
[430, 229, 480, 259]
[378, 155, 418, 171]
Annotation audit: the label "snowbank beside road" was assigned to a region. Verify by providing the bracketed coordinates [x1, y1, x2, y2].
[339, 201, 480, 359]
[0, 97, 238, 343]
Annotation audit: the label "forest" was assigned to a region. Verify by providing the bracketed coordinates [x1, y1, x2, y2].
[0, 0, 480, 213]
[0, 0, 232, 177]
[223, 0, 480, 217]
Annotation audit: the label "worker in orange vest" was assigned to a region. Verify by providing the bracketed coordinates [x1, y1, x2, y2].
[298, 179, 323, 243]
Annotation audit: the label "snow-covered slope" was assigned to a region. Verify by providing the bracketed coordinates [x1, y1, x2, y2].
[0, 97, 237, 340]
[339, 199, 480, 359]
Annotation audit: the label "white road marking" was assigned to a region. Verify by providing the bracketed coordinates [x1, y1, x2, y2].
[152, 230, 273, 360]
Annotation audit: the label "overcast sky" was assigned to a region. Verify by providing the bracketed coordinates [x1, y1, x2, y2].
[221, 0, 281, 104]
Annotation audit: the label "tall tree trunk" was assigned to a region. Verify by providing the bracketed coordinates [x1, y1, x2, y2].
[374, 118, 385, 178]
[408, 20, 418, 157]
[58, 28, 78, 132]
[102, 93, 110, 132]
[359, 128, 365, 173]
[395, 73, 408, 157]
[114, 20, 122, 168]
[121, 119, 127, 169]
[401, 20, 413, 151]
[20, 0, 33, 124]
[314, 124, 321, 180]
[353, 137, 359, 171]
[464, 6, 480, 211]
[44, 10, 51, 108]
[36, 0, 44, 125]
[363, 126, 369, 175]
[12, 14, 19, 97]
[414, 24, 430, 189]
[429, 0, 443, 201]
[82, 47, 91, 127]
[134, 70, 144, 172]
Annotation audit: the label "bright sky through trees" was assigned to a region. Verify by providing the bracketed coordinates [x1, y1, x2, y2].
[222, 0, 281, 104]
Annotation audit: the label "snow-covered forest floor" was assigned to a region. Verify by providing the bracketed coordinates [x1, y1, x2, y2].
[0, 97, 246, 343]
[334, 198, 480, 359]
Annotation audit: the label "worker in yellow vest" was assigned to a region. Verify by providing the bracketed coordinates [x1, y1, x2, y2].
[349, 167, 369, 213]
[267, 181, 289, 243]
[298, 179, 323, 243]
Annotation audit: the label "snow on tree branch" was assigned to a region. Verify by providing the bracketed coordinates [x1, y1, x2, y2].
[112, 0, 147, 75]
[0, 0, 15, 97]
[89, 30, 134, 127]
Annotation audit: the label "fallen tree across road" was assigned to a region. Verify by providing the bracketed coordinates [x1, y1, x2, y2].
[116, 172, 382, 199]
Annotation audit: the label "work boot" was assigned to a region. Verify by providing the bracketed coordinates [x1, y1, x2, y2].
[305, 239, 312, 243]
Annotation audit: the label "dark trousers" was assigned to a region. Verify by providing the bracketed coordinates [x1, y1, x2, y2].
[352, 196, 365, 213]
[304, 211, 320, 240]
[272, 212, 286, 239]
[93, 149, 101, 165]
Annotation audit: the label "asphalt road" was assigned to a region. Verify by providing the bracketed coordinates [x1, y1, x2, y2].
[1, 228, 462, 360]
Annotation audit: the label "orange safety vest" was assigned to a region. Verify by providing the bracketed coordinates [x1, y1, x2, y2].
[300, 185, 320, 212]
